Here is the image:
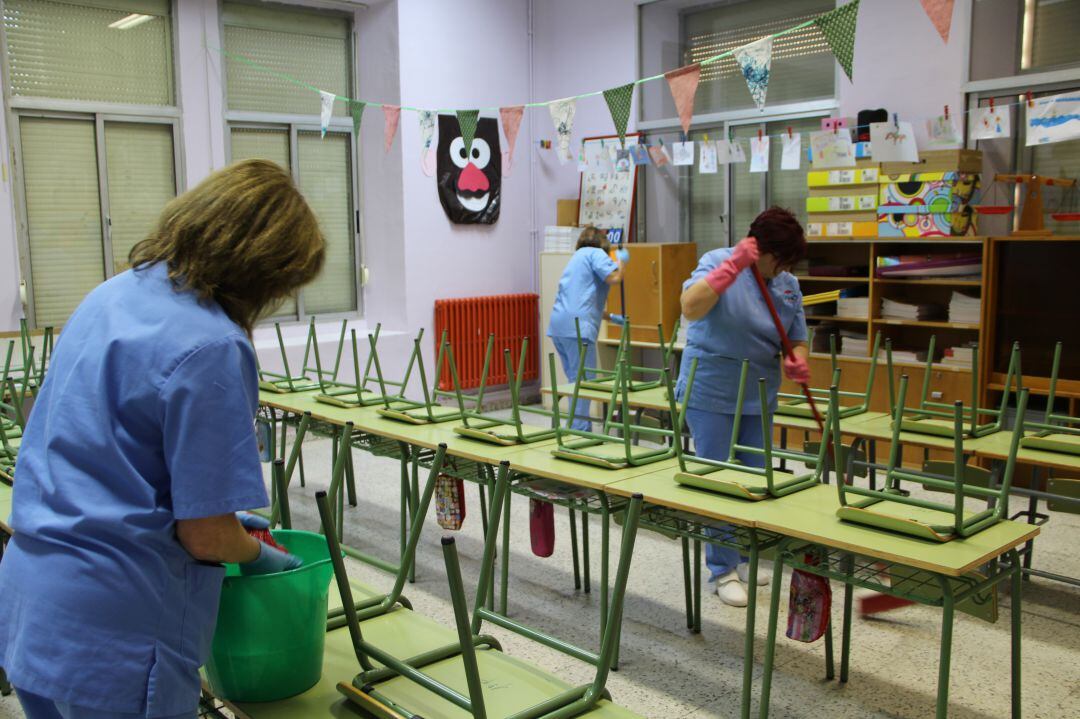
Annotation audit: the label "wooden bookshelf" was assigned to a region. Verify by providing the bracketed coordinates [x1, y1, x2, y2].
[874, 278, 982, 287]
[873, 319, 980, 330]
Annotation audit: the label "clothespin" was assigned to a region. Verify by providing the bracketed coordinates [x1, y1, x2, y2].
[757, 129, 763, 142]
[1026, 91, 1034, 108]
[728, 127, 734, 141]
[893, 113, 899, 130]
[989, 97, 995, 111]
[681, 131, 688, 143]
[787, 126, 793, 139]
[944, 105, 950, 120]
[703, 132, 709, 142]
[659, 137, 665, 147]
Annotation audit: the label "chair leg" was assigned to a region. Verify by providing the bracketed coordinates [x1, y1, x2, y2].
[582, 511, 591, 594]
[757, 546, 787, 719]
[569, 509, 582, 590]
[681, 535, 693, 630]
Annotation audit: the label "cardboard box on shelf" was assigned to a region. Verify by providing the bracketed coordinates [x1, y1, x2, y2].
[877, 207, 977, 238]
[807, 164, 880, 188]
[807, 193, 878, 213]
[878, 175, 980, 213]
[879, 149, 982, 175]
[807, 219, 879, 238]
[557, 199, 579, 227]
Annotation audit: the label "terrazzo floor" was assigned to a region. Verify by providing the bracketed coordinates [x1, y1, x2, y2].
[2, 421, 1077, 718]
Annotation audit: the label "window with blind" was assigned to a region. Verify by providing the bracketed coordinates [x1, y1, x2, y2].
[224, 1, 360, 320]
[3, 0, 178, 328]
[970, 0, 1080, 79]
[683, 0, 835, 115]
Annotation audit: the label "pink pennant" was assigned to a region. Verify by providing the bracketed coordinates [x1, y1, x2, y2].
[919, 0, 955, 43]
[500, 106, 524, 170]
[382, 105, 401, 152]
[665, 64, 701, 137]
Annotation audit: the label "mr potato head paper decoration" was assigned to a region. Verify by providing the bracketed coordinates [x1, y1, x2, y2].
[437, 114, 501, 225]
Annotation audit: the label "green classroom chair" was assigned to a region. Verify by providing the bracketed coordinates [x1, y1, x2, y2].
[836, 375, 1031, 542]
[0, 376, 30, 484]
[674, 359, 833, 500]
[1020, 342, 1080, 455]
[373, 329, 465, 425]
[579, 319, 679, 394]
[312, 323, 412, 408]
[453, 334, 558, 445]
[888, 336, 1022, 439]
[314, 436, 647, 719]
[257, 317, 347, 394]
[549, 346, 678, 469]
[776, 331, 881, 420]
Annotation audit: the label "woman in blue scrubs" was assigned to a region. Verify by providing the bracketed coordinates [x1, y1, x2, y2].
[0, 159, 326, 718]
[676, 207, 810, 607]
[547, 227, 626, 430]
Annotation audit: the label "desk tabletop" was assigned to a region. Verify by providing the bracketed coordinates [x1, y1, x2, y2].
[967, 431, 1080, 472]
[508, 450, 680, 491]
[757, 484, 1039, 576]
[541, 384, 678, 413]
[0, 481, 12, 535]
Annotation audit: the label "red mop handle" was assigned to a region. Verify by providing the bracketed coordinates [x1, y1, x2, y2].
[750, 265, 826, 433]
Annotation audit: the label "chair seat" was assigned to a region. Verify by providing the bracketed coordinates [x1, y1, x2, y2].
[675, 466, 816, 501]
[315, 386, 376, 408]
[580, 377, 662, 393]
[835, 498, 984, 542]
[896, 415, 996, 439]
[259, 378, 320, 394]
[776, 398, 863, 419]
[377, 404, 461, 425]
[454, 423, 555, 446]
[1021, 430, 1080, 456]
[552, 439, 670, 469]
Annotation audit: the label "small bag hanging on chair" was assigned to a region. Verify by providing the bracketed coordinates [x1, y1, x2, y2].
[529, 498, 555, 557]
[786, 562, 832, 643]
[435, 474, 466, 530]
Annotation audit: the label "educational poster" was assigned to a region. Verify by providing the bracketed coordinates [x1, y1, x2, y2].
[809, 129, 855, 168]
[699, 141, 718, 173]
[970, 105, 1010, 140]
[1026, 91, 1080, 146]
[750, 136, 769, 173]
[578, 134, 640, 240]
[926, 114, 962, 148]
[869, 121, 919, 163]
[781, 132, 802, 170]
[436, 114, 501, 224]
[672, 141, 694, 165]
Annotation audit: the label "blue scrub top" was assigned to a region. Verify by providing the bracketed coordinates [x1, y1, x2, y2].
[0, 263, 268, 717]
[675, 248, 807, 414]
[546, 247, 618, 342]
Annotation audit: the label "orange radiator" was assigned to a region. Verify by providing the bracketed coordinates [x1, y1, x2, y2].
[434, 294, 539, 391]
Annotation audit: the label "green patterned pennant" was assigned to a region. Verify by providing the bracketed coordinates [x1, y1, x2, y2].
[457, 109, 480, 155]
[603, 83, 635, 147]
[814, 0, 860, 81]
[348, 100, 365, 137]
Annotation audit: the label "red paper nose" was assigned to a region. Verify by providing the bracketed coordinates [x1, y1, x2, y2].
[458, 162, 489, 193]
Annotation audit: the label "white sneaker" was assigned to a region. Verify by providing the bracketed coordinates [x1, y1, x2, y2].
[737, 562, 772, 586]
[713, 571, 749, 607]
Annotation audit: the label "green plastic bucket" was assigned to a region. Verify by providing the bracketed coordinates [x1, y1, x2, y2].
[205, 529, 335, 702]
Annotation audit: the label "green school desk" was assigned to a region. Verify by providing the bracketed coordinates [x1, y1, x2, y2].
[754, 484, 1038, 719]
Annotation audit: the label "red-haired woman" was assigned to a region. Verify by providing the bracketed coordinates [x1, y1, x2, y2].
[675, 207, 810, 607]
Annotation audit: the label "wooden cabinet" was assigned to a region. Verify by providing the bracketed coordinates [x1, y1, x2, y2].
[605, 242, 698, 343]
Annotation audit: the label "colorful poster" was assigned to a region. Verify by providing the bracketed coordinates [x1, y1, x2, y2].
[699, 141, 718, 174]
[436, 114, 501, 225]
[672, 141, 694, 166]
[577, 135, 640, 236]
[869, 121, 919, 163]
[809, 129, 855, 168]
[750, 136, 770, 173]
[969, 105, 1010, 141]
[1026, 92, 1080, 146]
[926, 114, 962, 148]
[781, 132, 802, 170]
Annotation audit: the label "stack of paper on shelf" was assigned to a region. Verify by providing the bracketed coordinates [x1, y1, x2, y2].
[942, 343, 977, 368]
[881, 298, 944, 321]
[878, 347, 928, 364]
[840, 330, 869, 357]
[948, 291, 981, 324]
[836, 296, 869, 318]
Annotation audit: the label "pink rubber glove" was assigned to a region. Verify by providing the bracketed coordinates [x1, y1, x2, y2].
[784, 354, 811, 385]
[705, 237, 760, 296]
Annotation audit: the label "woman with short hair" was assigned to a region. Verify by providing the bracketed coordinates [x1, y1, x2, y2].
[0, 159, 326, 718]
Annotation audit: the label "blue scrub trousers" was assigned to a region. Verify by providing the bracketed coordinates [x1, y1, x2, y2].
[684, 407, 766, 581]
[16, 688, 192, 719]
[551, 336, 597, 431]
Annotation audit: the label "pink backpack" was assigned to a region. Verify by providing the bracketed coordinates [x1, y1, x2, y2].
[786, 564, 832, 643]
[435, 475, 466, 531]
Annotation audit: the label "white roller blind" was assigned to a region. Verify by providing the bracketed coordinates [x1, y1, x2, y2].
[229, 127, 297, 317]
[105, 122, 176, 274]
[2, 0, 173, 105]
[1030, 0, 1080, 69]
[684, 0, 834, 114]
[223, 2, 350, 116]
[689, 129, 727, 257]
[297, 131, 355, 315]
[21, 118, 105, 327]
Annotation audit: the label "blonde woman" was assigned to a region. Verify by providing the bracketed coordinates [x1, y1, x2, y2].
[0, 160, 325, 719]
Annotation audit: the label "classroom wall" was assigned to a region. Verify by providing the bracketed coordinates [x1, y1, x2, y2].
[0, 74, 19, 331]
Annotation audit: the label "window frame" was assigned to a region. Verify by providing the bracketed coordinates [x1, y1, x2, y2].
[1, 0, 184, 329]
[219, 0, 365, 325]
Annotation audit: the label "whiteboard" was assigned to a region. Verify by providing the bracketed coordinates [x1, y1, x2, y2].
[577, 133, 642, 245]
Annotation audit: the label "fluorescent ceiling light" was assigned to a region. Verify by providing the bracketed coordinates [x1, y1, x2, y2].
[108, 13, 153, 30]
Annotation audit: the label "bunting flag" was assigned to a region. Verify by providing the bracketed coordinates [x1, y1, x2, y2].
[814, 0, 860, 81]
[549, 98, 577, 165]
[348, 100, 366, 137]
[319, 91, 335, 138]
[664, 63, 700, 136]
[500, 106, 524, 169]
[418, 110, 437, 176]
[457, 109, 480, 155]
[383, 105, 401, 152]
[919, 0, 955, 43]
[603, 82, 635, 147]
[734, 37, 772, 111]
